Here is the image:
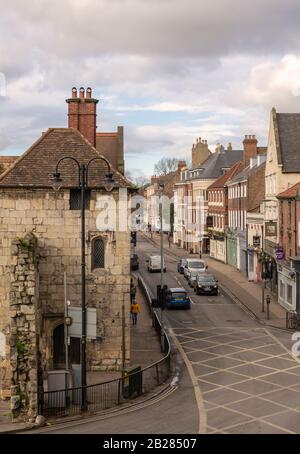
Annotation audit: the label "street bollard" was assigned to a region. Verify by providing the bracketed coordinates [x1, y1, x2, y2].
[266, 295, 271, 320]
[261, 279, 266, 313]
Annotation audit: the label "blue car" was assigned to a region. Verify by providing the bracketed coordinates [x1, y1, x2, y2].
[166, 288, 191, 310]
[177, 258, 187, 274]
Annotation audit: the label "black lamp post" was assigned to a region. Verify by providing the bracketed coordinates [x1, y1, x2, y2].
[53, 156, 114, 411]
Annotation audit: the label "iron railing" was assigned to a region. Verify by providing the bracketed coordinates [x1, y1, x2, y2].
[39, 277, 171, 419]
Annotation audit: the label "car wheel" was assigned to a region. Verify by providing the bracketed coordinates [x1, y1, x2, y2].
[186, 304, 191, 310]
[196, 288, 199, 295]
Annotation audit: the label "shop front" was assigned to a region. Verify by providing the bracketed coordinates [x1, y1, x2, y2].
[277, 261, 296, 311]
[262, 239, 278, 295]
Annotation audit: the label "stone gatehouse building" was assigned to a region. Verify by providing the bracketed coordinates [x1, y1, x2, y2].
[0, 88, 132, 415]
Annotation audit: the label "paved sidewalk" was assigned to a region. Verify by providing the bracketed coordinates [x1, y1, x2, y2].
[145, 232, 287, 330]
[0, 279, 162, 433]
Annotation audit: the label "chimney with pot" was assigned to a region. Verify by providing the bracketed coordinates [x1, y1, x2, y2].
[192, 137, 211, 168]
[227, 142, 232, 152]
[177, 160, 187, 172]
[66, 86, 99, 147]
[243, 134, 258, 168]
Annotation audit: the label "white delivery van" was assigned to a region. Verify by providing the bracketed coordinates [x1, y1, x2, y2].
[147, 255, 166, 273]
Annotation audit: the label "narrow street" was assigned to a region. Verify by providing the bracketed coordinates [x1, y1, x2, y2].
[31, 234, 300, 434]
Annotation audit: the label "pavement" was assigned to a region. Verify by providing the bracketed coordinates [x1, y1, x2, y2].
[146, 232, 288, 331]
[0, 281, 162, 433]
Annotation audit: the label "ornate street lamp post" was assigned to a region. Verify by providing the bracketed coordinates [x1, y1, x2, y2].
[53, 156, 114, 411]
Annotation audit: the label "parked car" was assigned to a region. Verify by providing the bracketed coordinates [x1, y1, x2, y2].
[194, 274, 218, 295]
[165, 287, 191, 310]
[184, 258, 207, 279]
[147, 255, 166, 273]
[130, 253, 139, 271]
[177, 258, 187, 274]
[187, 269, 203, 287]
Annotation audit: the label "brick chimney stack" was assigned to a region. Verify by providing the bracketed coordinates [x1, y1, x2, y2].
[192, 137, 211, 168]
[243, 135, 258, 168]
[66, 86, 99, 147]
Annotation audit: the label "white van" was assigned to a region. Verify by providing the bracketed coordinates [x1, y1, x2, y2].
[147, 255, 166, 273]
[184, 258, 207, 279]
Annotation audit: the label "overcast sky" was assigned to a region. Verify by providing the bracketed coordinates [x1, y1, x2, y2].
[1, 0, 300, 178]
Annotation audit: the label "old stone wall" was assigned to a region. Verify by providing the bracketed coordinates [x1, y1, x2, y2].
[0, 188, 131, 389]
[9, 233, 39, 418]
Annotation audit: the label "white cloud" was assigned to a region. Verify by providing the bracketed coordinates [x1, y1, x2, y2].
[1, 1, 300, 174]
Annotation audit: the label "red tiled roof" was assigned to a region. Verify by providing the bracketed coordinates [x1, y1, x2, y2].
[0, 128, 132, 189]
[277, 181, 300, 198]
[207, 161, 244, 189]
[0, 156, 18, 163]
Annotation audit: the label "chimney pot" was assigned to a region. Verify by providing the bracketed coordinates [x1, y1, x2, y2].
[67, 87, 98, 147]
[86, 87, 92, 99]
[79, 87, 85, 99]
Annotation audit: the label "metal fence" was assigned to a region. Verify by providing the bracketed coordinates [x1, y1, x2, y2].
[39, 277, 171, 419]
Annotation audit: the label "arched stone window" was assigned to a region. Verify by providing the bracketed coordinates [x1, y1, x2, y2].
[92, 237, 105, 270]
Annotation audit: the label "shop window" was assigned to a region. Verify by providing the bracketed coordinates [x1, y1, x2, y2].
[279, 279, 285, 300]
[287, 284, 293, 305]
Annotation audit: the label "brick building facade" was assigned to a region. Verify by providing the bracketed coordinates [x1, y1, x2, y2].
[276, 182, 300, 311]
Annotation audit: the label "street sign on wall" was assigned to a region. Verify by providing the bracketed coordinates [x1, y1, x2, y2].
[68, 307, 97, 339]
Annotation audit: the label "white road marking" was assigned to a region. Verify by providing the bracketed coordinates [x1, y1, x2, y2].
[169, 327, 207, 434]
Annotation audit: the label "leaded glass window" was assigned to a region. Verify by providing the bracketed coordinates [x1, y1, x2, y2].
[92, 238, 105, 269]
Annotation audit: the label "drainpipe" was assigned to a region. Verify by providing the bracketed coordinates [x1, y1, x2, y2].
[295, 198, 298, 256]
[246, 222, 249, 278]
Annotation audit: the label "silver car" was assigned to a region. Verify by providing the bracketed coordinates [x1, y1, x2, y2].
[187, 269, 203, 287]
[184, 259, 207, 280]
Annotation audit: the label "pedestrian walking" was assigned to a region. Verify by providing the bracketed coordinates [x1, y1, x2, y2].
[130, 300, 140, 325]
[130, 278, 136, 304]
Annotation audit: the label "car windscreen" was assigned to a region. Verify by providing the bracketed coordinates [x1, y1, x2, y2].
[189, 262, 205, 269]
[197, 275, 215, 282]
[171, 292, 187, 298]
